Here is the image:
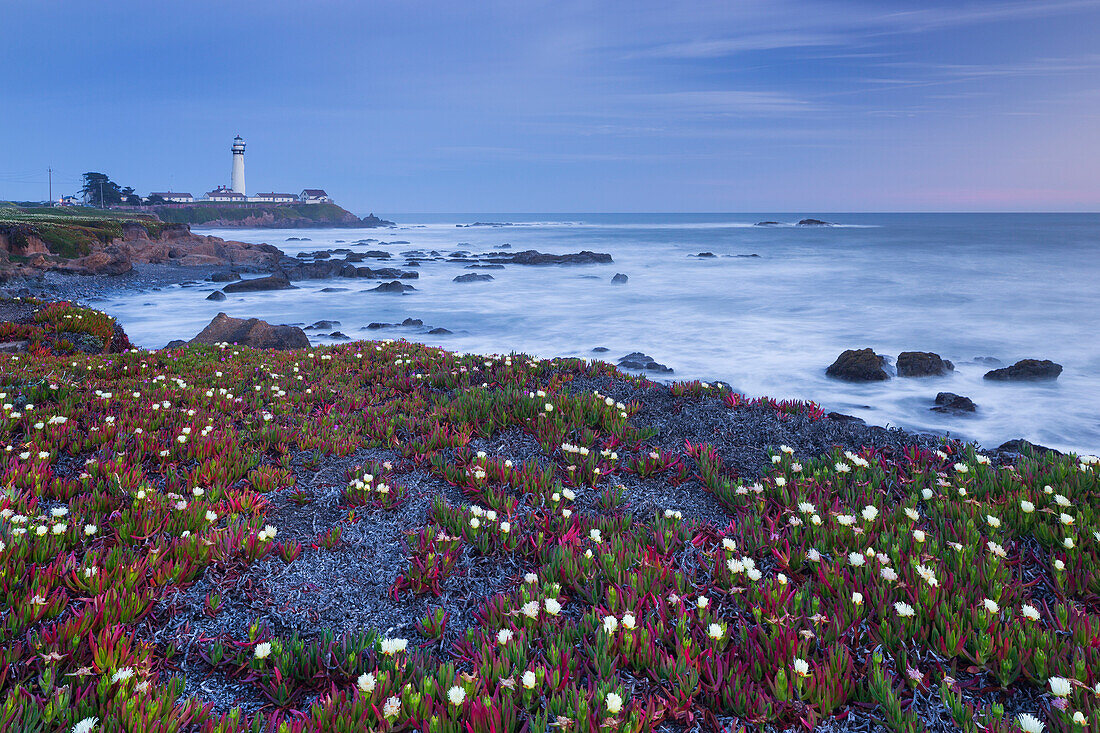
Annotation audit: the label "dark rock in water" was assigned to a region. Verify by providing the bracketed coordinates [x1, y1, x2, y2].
[401, 318, 424, 327]
[897, 351, 954, 377]
[466, 264, 505, 269]
[223, 272, 296, 293]
[797, 218, 832, 226]
[320, 287, 349, 292]
[305, 320, 340, 330]
[163, 339, 187, 349]
[931, 392, 976, 414]
[405, 261, 420, 267]
[695, 252, 716, 258]
[493, 250, 612, 265]
[617, 352, 673, 374]
[370, 281, 416, 293]
[826, 348, 888, 382]
[210, 270, 241, 282]
[611, 273, 629, 284]
[328, 331, 350, 340]
[996, 439, 1062, 456]
[313, 251, 331, 260]
[736, 254, 761, 258]
[972, 356, 1002, 367]
[206, 290, 227, 301]
[388, 240, 410, 245]
[362, 250, 392, 259]
[592, 347, 609, 353]
[286, 237, 311, 241]
[755, 221, 781, 226]
[453, 273, 494, 283]
[335, 240, 345, 243]
[190, 313, 309, 350]
[428, 327, 452, 335]
[984, 359, 1062, 381]
[365, 323, 388, 330]
[827, 412, 866, 424]
[494, 244, 512, 249]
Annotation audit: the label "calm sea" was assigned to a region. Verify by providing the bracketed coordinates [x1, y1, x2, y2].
[101, 213, 1100, 454]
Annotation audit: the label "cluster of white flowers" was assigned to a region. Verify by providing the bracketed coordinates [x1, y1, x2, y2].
[257, 525, 278, 542]
[379, 637, 408, 655]
[347, 472, 392, 497]
[726, 555, 762, 581]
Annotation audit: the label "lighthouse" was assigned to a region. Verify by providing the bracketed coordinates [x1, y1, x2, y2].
[230, 135, 246, 195]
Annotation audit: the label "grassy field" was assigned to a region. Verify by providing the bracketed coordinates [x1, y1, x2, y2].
[0, 206, 163, 259]
[150, 202, 357, 225]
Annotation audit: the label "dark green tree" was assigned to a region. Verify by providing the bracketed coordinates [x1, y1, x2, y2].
[81, 172, 124, 207]
[145, 193, 166, 205]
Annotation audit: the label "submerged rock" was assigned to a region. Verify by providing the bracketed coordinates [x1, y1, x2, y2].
[428, 327, 452, 335]
[695, 252, 716, 258]
[797, 218, 832, 226]
[222, 272, 295, 293]
[755, 221, 781, 226]
[305, 320, 340, 330]
[984, 359, 1062, 381]
[897, 351, 954, 377]
[453, 273, 494, 283]
[369, 281, 416, 293]
[931, 392, 976, 414]
[190, 313, 309, 350]
[210, 270, 240, 282]
[972, 356, 1003, 367]
[205, 290, 227, 302]
[825, 348, 888, 382]
[491, 250, 612, 265]
[617, 352, 673, 374]
[611, 273, 628, 284]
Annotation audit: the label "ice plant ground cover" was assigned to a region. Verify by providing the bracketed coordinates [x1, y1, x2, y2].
[1, 301, 1098, 732]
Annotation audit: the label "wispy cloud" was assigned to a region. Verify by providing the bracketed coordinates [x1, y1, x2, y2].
[632, 32, 846, 59]
[634, 90, 822, 116]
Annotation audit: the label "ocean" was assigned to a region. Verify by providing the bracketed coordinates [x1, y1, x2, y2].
[99, 213, 1100, 454]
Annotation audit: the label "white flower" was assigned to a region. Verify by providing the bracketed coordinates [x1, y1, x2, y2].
[1060, 513, 1074, 526]
[793, 658, 810, 677]
[708, 623, 724, 640]
[848, 552, 866, 567]
[1020, 500, 1035, 513]
[1021, 604, 1040, 621]
[111, 667, 134, 683]
[986, 515, 1000, 528]
[357, 672, 376, 693]
[622, 613, 637, 630]
[380, 638, 408, 655]
[852, 592, 864, 606]
[544, 598, 561, 615]
[72, 717, 99, 733]
[522, 601, 539, 618]
[522, 670, 537, 689]
[254, 642, 272, 659]
[589, 529, 602, 543]
[922, 488, 933, 500]
[1049, 677, 1072, 697]
[51, 507, 69, 517]
[497, 628, 514, 645]
[983, 598, 1000, 614]
[205, 511, 218, 522]
[954, 463, 969, 473]
[894, 602, 915, 618]
[606, 692, 623, 714]
[904, 508, 919, 521]
[1073, 712, 1087, 725]
[862, 505, 878, 522]
[881, 566, 898, 581]
[798, 502, 815, 513]
[1055, 494, 1071, 507]
[603, 615, 618, 633]
[525, 572, 538, 584]
[696, 595, 709, 609]
[1017, 713, 1045, 732]
[382, 695, 401, 718]
[448, 685, 466, 705]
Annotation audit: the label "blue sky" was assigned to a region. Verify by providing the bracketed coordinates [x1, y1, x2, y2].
[2, 0, 1098, 212]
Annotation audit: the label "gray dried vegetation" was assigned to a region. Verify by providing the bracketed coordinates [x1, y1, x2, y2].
[139, 371, 995, 730]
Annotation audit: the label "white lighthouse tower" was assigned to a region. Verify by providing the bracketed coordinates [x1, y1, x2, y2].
[230, 135, 246, 195]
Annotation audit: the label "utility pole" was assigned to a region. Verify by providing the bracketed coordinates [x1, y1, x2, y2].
[48, 167, 52, 204]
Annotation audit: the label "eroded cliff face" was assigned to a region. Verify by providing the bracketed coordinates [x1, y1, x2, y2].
[0, 221, 282, 278]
